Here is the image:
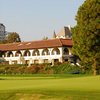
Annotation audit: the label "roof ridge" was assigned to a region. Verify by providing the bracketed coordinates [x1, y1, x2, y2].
[0, 39, 60, 45]
[0, 42, 21, 45]
[0, 38, 72, 51]
[59, 38, 63, 46]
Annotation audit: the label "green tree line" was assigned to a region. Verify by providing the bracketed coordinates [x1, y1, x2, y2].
[72, 0, 100, 75]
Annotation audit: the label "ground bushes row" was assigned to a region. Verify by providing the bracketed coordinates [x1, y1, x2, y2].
[0, 63, 82, 74]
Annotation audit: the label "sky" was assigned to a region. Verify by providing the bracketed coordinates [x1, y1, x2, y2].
[0, 0, 84, 41]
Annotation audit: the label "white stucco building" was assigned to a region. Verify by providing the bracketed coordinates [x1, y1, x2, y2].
[0, 38, 73, 65]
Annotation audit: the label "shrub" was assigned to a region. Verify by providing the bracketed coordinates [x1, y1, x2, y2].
[0, 63, 82, 75]
[52, 62, 81, 74]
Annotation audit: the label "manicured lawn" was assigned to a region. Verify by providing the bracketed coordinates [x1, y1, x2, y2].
[0, 75, 100, 100]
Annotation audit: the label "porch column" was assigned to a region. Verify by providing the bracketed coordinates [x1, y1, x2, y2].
[59, 47, 63, 63]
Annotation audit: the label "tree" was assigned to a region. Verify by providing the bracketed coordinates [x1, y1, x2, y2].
[7, 32, 21, 43]
[72, 0, 100, 75]
[0, 40, 7, 44]
[42, 36, 48, 40]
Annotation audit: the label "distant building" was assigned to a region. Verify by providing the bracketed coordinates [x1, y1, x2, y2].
[0, 23, 7, 41]
[54, 26, 72, 39]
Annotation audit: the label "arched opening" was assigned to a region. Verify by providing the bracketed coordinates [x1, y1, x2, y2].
[23, 50, 31, 56]
[42, 48, 50, 55]
[52, 48, 60, 55]
[15, 50, 22, 57]
[63, 47, 69, 55]
[7, 51, 13, 57]
[33, 49, 40, 56]
[0, 51, 6, 57]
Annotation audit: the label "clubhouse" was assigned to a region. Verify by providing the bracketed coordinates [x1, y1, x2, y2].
[0, 38, 72, 65]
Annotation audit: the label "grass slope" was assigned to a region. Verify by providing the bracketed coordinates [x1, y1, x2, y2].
[0, 75, 100, 100]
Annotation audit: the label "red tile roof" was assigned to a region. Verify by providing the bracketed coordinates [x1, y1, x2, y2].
[0, 39, 73, 51]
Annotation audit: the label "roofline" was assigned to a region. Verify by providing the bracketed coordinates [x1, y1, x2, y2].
[0, 38, 73, 51]
[0, 38, 72, 45]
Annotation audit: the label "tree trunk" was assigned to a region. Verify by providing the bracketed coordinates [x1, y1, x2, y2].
[92, 58, 98, 76]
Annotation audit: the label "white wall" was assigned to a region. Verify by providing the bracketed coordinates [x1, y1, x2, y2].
[3, 46, 72, 65]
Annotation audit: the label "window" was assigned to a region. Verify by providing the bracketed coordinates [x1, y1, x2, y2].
[33, 49, 40, 56]
[24, 50, 31, 56]
[7, 51, 13, 57]
[34, 60, 39, 64]
[42, 49, 50, 55]
[63, 47, 69, 55]
[44, 59, 48, 63]
[15, 51, 22, 57]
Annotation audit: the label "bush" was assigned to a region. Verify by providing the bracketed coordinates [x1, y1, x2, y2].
[52, 62, 81, 74]
[0, 63, 82, 75]
[0, 64, 26, 74]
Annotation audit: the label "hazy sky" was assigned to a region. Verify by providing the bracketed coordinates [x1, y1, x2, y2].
[0, 0, 84, 41]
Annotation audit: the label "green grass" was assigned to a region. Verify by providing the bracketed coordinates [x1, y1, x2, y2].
[0, 75, 100, 100]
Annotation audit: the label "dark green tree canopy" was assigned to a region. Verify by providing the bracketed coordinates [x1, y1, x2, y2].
[72, 0, 100, 75]
[7, 32, 21, 43]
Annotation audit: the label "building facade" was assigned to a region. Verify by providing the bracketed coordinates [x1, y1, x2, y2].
[0, 23, 6, 41]
[0, 38, 73, 65]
